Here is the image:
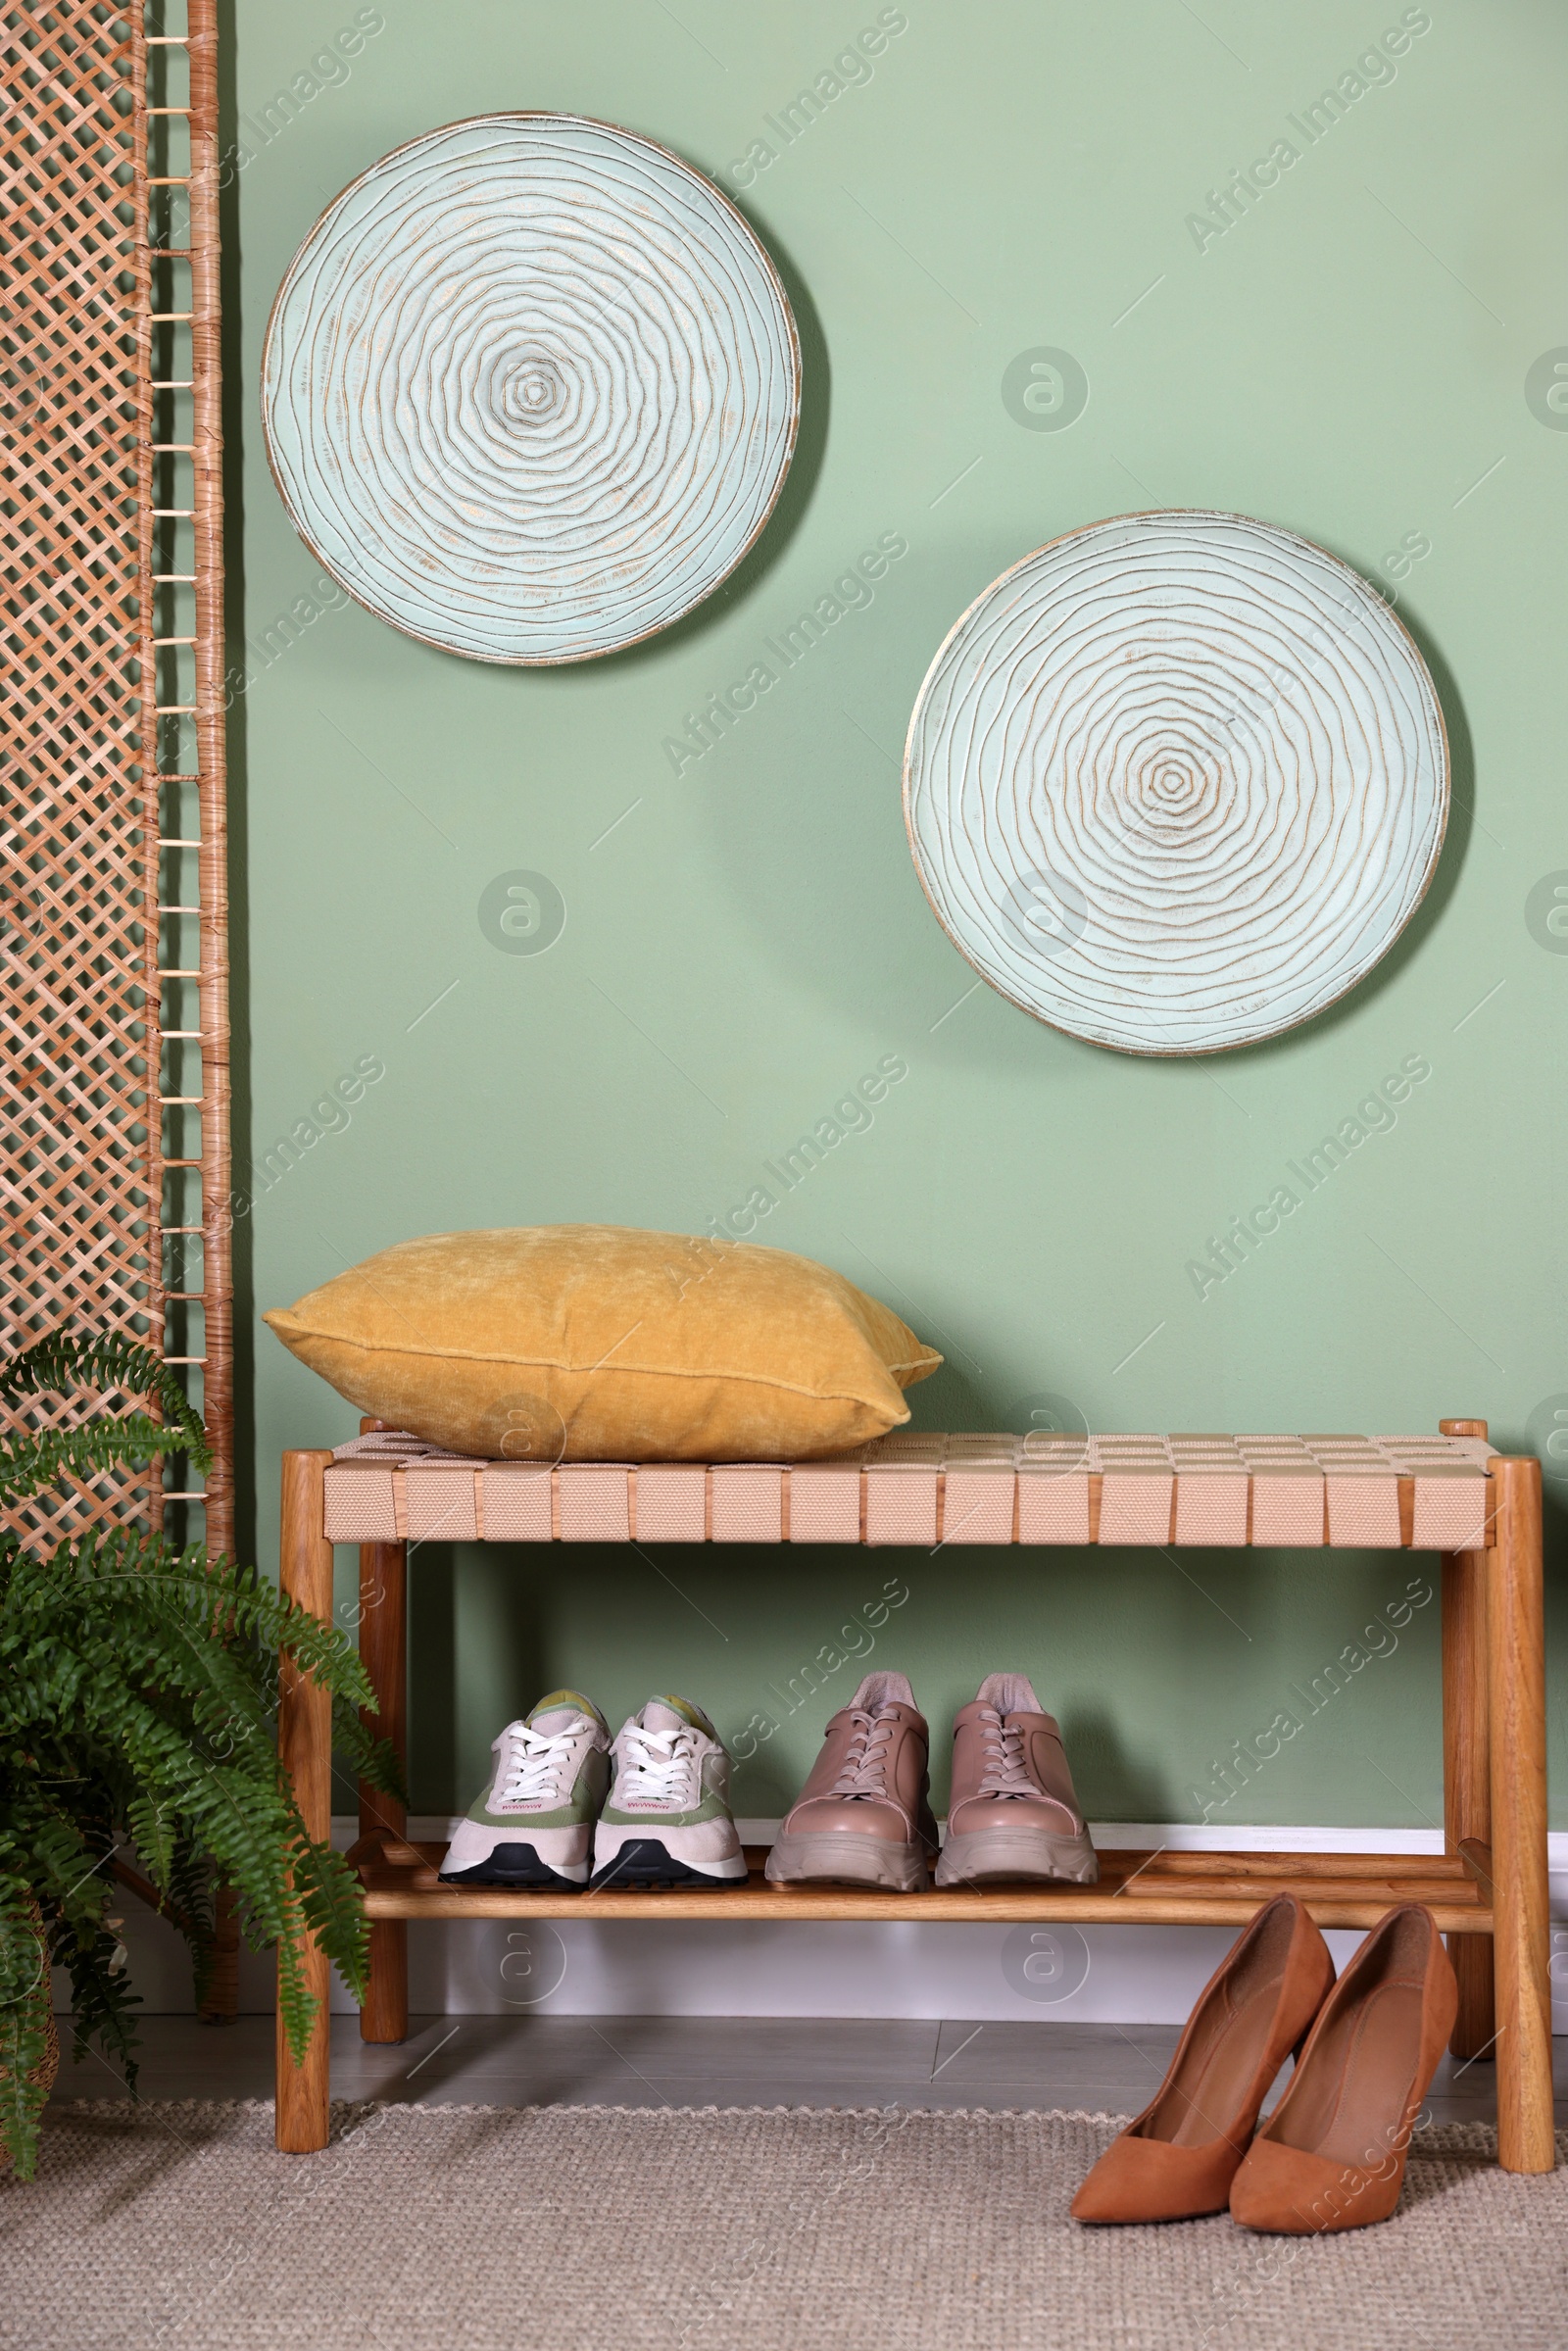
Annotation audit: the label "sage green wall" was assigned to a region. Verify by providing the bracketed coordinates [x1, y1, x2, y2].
[230, 0, 1567, 1825]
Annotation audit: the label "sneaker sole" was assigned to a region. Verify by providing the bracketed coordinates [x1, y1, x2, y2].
[439, 1842, 588, 1891]
[933, 1827, 1100, 1887]
[763, 1832, 930, 1892]
[588, 1838, 748, 1891]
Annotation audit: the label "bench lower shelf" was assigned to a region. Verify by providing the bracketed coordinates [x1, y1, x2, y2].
[278, 1438, 1553, 2172]
[349, 1835, 1494, 1935]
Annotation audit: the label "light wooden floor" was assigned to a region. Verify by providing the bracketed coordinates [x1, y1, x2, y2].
[49, 2015, 1568, 2124]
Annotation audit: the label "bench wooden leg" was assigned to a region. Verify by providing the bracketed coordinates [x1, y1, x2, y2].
[276, 1449, 334, 2154]
[359, 1539, 409, 2043]
[1486, 1454, 1554, 2174]
[1439, 1418, 1495, 2060]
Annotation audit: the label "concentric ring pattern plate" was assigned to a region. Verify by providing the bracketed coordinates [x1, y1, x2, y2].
[263, 114, 800, 663]
[903, 511, 1448, 1054]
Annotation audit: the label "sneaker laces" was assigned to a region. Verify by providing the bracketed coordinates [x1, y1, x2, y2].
[497, 1719, 588, 1805]
[618, 1724, 700, 1808]
[976, 1707, 1035, 1800]
[828, 1708, 900, 1801]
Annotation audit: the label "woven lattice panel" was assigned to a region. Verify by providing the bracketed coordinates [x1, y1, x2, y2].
[1, 6, 160, 1544]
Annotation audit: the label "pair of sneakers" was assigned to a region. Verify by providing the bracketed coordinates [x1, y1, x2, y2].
[764, 1671, 1099, 1893]
[440, 1690, 747, 1891]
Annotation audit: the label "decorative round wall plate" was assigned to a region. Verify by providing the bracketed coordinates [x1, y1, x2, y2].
[262, 115, 800, 664]
[904, 511, 1449, 1055]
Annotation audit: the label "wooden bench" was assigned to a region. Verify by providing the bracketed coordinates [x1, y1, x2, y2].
[273, 1420, 1553, 2173]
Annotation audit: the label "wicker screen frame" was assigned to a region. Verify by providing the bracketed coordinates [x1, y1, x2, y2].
[1, 0, 232, 1554]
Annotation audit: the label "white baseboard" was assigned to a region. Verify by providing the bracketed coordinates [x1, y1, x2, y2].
[78, 1822, 1568, 2029]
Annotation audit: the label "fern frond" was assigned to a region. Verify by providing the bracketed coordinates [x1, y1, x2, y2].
[0, 1884, 54, 2180]
[3, 1807, 115, 1946]
[0, 1417, 198, 1504]
[58, 1917, 141, 2091]
[0, 1328, 205, 1437]
[0, 1330, 211, 1488]
[273, 1880, 316, 2068]
[331, 1702, 408, 1806]
[291, 1837, 372, 2002]
[164, 1834, 217, 2008]
[0, 1332, 391, 2168]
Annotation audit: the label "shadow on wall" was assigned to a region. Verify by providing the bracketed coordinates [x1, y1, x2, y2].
[1059, 1702, 1174, 1826]
[1537, 1481, 1568, 1592]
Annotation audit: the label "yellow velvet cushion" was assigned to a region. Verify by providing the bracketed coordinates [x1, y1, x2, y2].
[264, 1225, 942, 1461]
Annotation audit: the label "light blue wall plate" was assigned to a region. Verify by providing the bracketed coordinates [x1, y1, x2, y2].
[262, 114, 800, 664]
[904, 512, 1449, 1057]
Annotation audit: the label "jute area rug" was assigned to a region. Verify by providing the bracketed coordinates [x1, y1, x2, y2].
[5, 2102, 1565, 2351]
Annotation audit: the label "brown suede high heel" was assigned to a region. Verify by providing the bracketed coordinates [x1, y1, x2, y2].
[1071, 1893, 1335, 2224]
[1228, 1903, 1457, 2233]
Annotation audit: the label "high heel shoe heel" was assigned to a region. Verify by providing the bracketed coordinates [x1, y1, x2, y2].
[1229, 1902, 1457, 2233]
[1071, 1892, 1335, 2224]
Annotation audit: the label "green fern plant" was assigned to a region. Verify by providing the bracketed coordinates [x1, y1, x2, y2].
[0, 1330, 403, 2179]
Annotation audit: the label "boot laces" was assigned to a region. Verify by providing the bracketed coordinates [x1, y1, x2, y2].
[829, 1708, 900, 1800]
[977, 1708, 1035, 1800]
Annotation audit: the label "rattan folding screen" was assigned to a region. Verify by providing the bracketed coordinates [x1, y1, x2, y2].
[2, 0, 230, 1551]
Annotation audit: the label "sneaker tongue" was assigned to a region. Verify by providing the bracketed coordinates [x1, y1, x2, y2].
[976, 1672, 1043, 1718]
[527, 1689, 601, 1735]
[849, 1671, 916, 1715]
[641, 1694, 710, 1738]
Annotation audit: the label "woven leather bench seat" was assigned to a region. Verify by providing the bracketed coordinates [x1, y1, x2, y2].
[320, 1429, 1495, 1550]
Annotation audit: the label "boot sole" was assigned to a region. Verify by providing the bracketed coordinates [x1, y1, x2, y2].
[439, 1841, 587, 1891]
[588, 1837, 748, 1891]
[764, 1833, 930, 1891]
[934, 1828, 1100, 1887]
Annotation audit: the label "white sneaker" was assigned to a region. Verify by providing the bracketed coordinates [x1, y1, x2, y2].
[589, 1697, 747, 1889]
[440, 1691, 610, 1889]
